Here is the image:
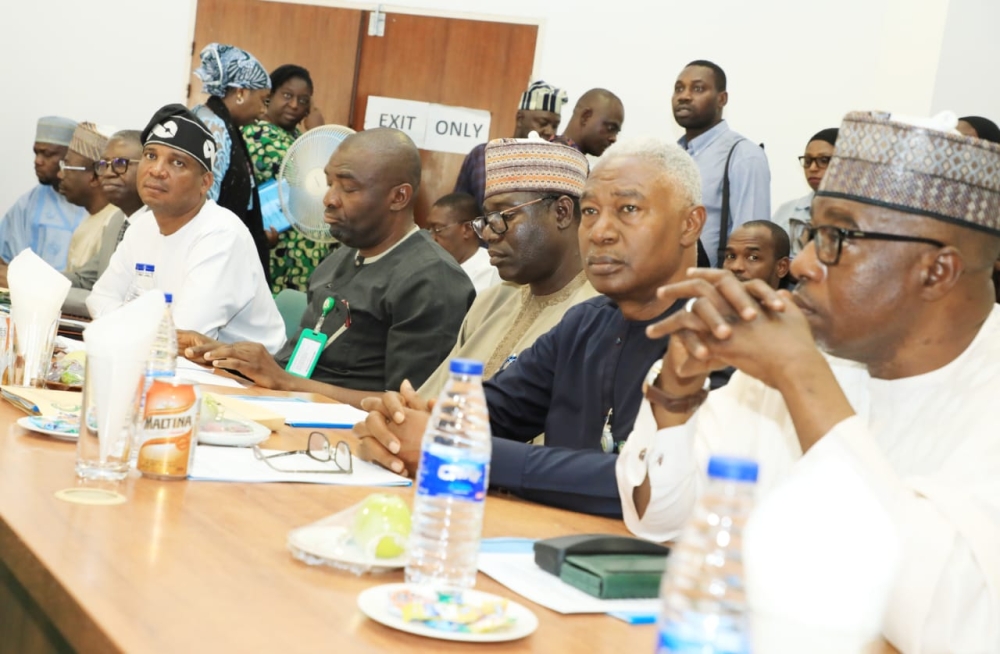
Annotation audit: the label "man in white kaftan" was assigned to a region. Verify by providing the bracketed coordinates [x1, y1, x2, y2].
[618, 111, 1000, 653]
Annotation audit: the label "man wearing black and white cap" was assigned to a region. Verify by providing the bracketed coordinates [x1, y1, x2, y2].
[88, 104, 285, 353]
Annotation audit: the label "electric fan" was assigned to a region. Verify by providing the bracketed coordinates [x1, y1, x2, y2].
[277, 124, 356, 243]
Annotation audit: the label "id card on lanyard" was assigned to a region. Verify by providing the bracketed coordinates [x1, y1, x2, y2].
[285, 296, 352, 378]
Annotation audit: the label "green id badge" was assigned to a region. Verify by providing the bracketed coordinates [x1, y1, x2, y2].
[285, 329, 327, 378]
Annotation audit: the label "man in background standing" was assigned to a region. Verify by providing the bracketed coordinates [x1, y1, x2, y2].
[673, 60, 770, 266]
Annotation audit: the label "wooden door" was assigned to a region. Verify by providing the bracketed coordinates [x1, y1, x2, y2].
[189, 0, 363, 127]
[351, 12, 538, 224]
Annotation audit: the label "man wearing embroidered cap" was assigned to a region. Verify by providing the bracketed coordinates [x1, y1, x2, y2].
[0, 116, 88, 274]
[356, 137, 706, 516]
[87, 103, 286, 355]
[61, 123, 120, 272]
[454, 80, 569, 209]
[418, 137, 598, 399]
[621, 111, 1000, 651]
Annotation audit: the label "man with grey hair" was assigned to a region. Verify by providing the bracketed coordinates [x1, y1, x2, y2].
[354, 137, 705, 516]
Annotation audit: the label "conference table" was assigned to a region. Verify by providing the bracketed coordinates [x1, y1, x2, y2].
[0, 380, 900, 653]
[0, 381, 657, 653]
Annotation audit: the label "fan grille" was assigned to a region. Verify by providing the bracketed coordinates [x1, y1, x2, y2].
[278, 124, 356, 244]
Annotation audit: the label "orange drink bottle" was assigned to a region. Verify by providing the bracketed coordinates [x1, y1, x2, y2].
[137, 378, 200, 480]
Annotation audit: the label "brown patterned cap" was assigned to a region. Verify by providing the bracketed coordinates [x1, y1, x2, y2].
[68, 123, 110, 162]
[817, 111, 1000, 236]
[484, 138, 589, 200]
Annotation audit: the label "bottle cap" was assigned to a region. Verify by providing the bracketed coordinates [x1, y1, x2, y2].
[164, 293, 173, 303]
[134, 263, 144, 271]
[449, 358, 484, 375]
[145, 264, 156, 272]
[707, 456, 759, 482]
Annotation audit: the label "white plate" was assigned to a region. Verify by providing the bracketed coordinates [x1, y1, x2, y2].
[197, 418, 270, 447]
[17, 416, 79, 441]
[357, 583, 539, 642]
[288, 525, 407, 573]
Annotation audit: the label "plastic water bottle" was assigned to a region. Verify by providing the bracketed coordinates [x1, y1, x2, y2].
[146, 292, 177, 379]
[405, 358, 492, 590]
[132, 294, 177, 464]
[656, 456, 759, 654]
[124, 263, 155, 303]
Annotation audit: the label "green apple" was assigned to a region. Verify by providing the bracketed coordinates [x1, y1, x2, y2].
[352, 493, 411, 559]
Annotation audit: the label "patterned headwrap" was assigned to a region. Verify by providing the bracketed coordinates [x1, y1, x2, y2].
[519, 80, 568, 115]
[35, 116, 77, 147]
[68, 123, 111, 162]
[818, 111, 1000, 236]
[141, 104, 217, 172]
[193, 43, 271, 98]
[484, 137, 589, 200]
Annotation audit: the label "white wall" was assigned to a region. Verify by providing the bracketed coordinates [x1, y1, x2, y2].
[3, 0, 989, 218]
[931, 0, 1000, 119]
[0, 0, 197, 212]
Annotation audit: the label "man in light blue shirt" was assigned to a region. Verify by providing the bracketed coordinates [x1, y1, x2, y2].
[674, 60, 770, 266]
[0, 117, 88, 272]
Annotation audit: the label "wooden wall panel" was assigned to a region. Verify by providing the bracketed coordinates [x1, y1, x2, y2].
[351, 12, 538, 223]
[189, 0, 362, 127]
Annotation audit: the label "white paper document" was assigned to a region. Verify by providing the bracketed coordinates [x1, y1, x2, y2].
[224, 395, 368, 428]
[189, 445, 411, 486]
[478, 551, 661, 615]
[174, 358, 248, 389]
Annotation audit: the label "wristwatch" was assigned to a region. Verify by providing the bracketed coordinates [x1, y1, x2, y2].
[643, 360, 709, 414]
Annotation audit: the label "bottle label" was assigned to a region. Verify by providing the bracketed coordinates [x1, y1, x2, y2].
[657, 622, 749, 654]
[416, 449, 488, 501]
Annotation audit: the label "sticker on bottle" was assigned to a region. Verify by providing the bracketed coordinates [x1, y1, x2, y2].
[416, 449, 489, 501]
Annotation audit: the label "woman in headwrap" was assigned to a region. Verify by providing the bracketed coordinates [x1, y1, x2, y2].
[770, 128, 838, 237]
[242, 64, 331, 293]
[191, 43, 272, 282]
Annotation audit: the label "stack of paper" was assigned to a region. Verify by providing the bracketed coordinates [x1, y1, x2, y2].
[175, 358, 248, 389]
[189, 445, 410, 486]
[222, 395, 368, 429]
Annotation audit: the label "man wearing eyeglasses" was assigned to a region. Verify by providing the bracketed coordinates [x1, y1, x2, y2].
[356, 137, 703, 517]
[771, 128, 838, 237]
[425, 192, 500, 295]
[59, 123, 119, 273]
[619, 111, 1000, 652]
[62, 130, 144, 315]
[417, 137, 596, 400]
[0, 116, 87, 276]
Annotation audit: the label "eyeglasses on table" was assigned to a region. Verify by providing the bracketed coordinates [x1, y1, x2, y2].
[252, 431, 353, 474]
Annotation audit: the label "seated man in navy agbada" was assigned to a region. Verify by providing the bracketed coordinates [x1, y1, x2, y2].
[354, 137, 705, 517]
